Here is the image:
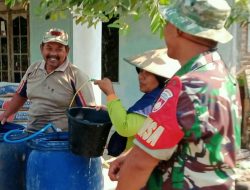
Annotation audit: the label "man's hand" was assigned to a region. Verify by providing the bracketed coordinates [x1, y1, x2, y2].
[108, 146, 159, 190]
[108, 153, 127, 181]
[0, 113, 8, 125]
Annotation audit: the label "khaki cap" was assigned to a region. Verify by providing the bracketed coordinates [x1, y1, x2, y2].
[42, 28, 68, 46]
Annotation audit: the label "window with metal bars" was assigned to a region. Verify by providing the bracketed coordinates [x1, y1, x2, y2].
[0, 2, 29, 82]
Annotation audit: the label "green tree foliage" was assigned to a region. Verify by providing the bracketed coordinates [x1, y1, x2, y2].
[226, 0, 250, 28]
[4, 0, 250, 35]
[37, 0, 168, 36]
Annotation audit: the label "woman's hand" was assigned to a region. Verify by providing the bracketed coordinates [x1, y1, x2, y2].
[94, 78, 115, 96]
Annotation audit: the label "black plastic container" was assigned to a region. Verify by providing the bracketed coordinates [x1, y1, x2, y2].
[67, 107, 112, 157]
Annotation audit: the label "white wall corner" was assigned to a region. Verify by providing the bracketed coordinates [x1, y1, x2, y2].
[72, 21, 102, 105]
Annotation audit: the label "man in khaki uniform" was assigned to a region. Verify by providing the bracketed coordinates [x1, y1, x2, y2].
[0, 28, 95, 132]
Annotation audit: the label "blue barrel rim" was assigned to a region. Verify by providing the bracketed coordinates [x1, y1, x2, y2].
[0, 122, 25, 133]
[27, 132, 69, 151]
[3, 123, 57, 144]
[0, 122, 25, 141]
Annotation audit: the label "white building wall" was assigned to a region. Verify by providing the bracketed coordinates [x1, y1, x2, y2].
[72, 23, 102, 105]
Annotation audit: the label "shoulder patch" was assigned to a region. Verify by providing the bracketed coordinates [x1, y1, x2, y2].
[152, 89, 173, 112]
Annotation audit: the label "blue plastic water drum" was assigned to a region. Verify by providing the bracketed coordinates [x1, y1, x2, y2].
[26, 132, 104, 190]
[0, 122, 30, 190]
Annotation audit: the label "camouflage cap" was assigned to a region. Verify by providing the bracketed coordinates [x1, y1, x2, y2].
[159, 0, 233, 43]
[124, 48, 181, 78]
[42, 28, 68, 46]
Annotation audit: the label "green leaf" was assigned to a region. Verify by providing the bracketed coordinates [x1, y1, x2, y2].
[5, 0, 250, 36]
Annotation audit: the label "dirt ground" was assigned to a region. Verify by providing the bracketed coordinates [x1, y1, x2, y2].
[235, 149, 250, 190]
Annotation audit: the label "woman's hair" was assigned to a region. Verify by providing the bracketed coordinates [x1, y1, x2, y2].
[136, 67, 167, 88]
[155, 75, 167, 88]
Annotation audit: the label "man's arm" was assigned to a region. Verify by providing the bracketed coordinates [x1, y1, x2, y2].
[0, 93, 27, 124]
[116, 145, 159, 190]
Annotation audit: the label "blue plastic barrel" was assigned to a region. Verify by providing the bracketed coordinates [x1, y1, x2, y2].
[0, 122, 30, 190]
[26, 132, 104, 190]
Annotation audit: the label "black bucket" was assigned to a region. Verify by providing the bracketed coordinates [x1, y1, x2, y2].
[67, 107, 112, 157]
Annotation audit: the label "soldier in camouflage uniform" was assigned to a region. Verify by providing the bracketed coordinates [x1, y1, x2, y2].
[108, 0, 242, 190]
